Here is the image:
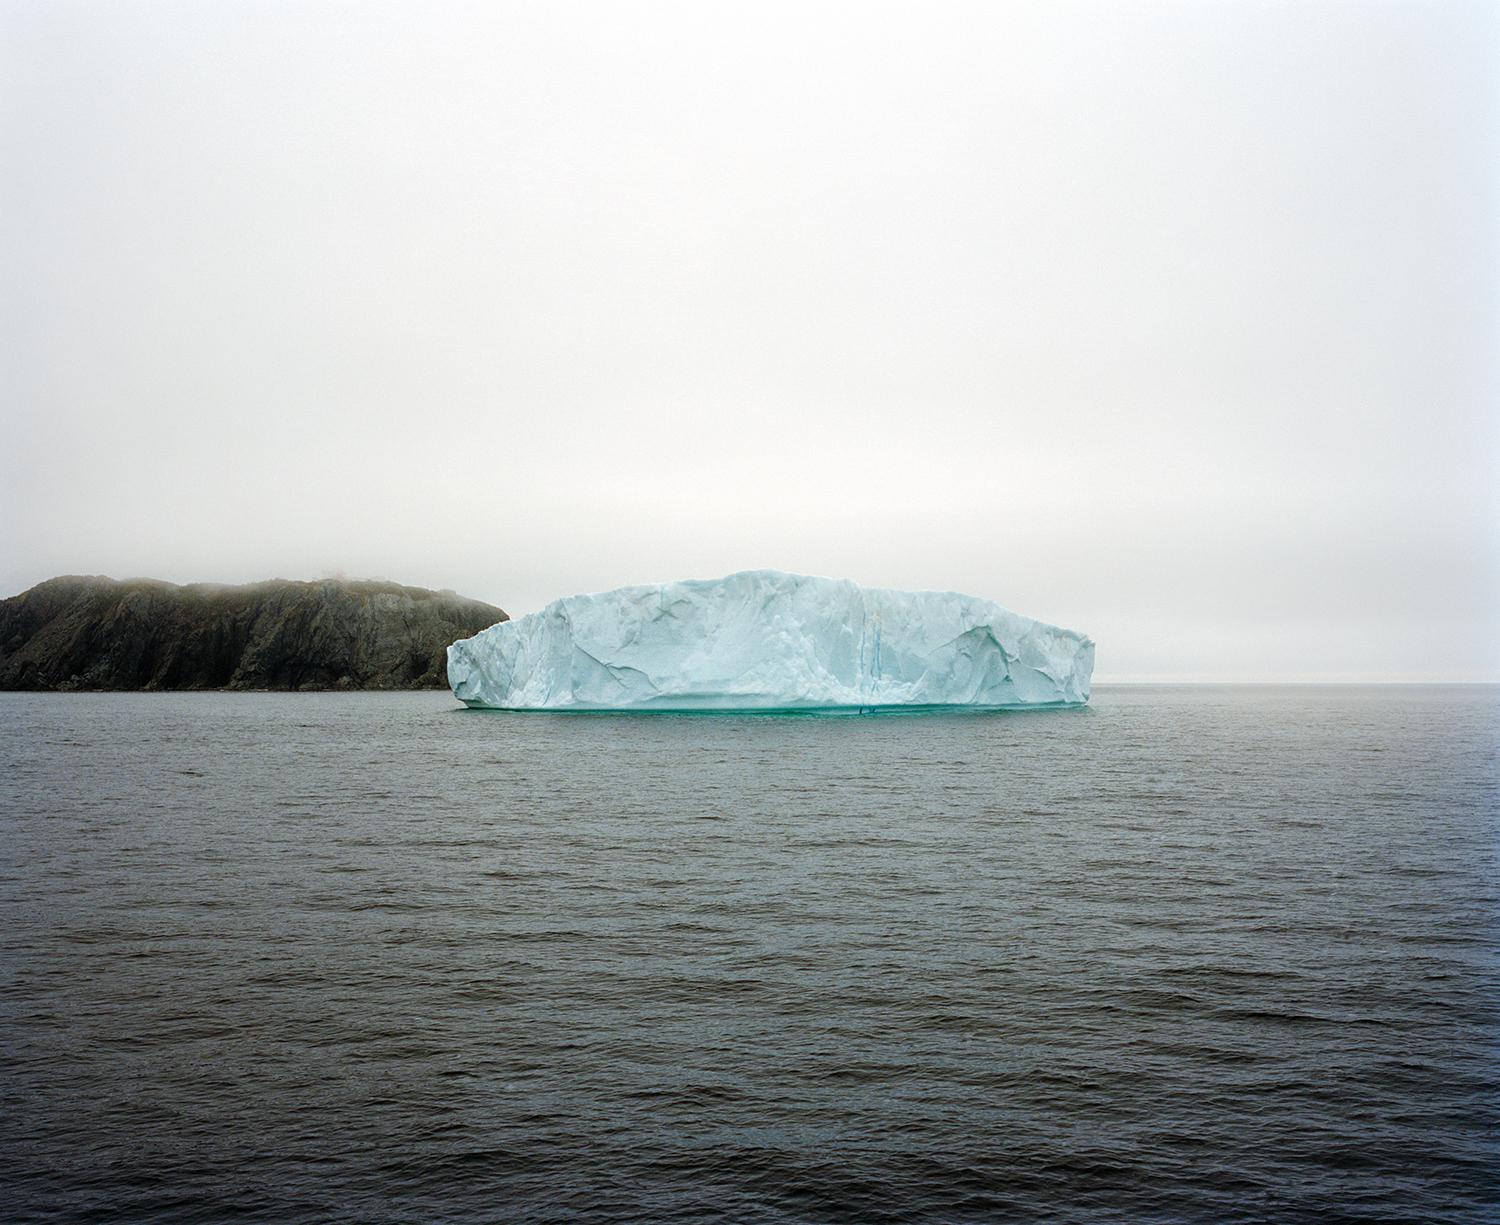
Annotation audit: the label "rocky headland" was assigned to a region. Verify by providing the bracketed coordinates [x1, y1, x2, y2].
[0, 576, 507, 691]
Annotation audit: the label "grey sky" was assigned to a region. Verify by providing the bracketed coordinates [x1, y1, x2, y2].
[3, 0, 1496, 680]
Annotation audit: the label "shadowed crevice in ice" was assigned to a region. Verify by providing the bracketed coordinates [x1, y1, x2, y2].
[447, 570, 1093, 712]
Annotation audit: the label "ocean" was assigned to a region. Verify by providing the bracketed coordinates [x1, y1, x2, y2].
[1, 686, 1496, 1222]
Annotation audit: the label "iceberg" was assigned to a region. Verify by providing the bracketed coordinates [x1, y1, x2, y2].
[448, 570, 1092, 712]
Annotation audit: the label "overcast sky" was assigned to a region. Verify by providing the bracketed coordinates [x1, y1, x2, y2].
[3, 0, 1496, 680]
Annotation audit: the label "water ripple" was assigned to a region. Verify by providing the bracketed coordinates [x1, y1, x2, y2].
[1, 685, 1497, 1222]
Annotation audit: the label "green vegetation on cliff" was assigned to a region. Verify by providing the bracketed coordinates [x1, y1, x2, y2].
[0, 576, 507, 691]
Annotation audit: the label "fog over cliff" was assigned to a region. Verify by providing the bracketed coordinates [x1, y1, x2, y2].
[3, 2, 1495, 680]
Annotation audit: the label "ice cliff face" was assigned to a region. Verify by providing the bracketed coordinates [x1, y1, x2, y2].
[447, 571, 1092, 712]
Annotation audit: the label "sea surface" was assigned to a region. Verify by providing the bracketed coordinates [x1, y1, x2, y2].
[1, 686, 1496, 1223]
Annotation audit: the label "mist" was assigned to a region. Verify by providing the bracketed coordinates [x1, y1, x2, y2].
[4, 0, 1496, 680]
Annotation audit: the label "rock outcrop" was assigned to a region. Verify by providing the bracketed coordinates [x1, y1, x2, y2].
[0, 576, 507, 691]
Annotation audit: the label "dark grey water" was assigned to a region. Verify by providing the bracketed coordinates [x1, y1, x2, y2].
[1, 687, 1497, 1223]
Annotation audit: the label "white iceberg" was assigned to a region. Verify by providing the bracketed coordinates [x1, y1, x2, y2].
[447, 570, 1092, 712]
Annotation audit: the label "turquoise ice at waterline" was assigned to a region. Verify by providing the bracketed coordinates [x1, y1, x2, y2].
[447, 570, 1092, 713]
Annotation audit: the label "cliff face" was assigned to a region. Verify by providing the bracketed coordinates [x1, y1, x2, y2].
[0, 576, 508, 691]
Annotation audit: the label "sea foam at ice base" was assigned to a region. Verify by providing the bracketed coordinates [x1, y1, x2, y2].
[447, 570, 1093, 711]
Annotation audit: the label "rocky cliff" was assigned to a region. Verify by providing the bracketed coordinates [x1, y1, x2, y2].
[0, 576, 508, 691]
